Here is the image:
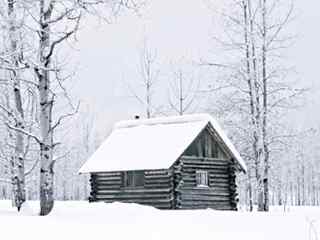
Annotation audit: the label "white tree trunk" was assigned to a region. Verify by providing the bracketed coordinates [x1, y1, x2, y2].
[37, 0, 54, 216]
[261, 0, 269, 211]
[7, 0, 26, 211]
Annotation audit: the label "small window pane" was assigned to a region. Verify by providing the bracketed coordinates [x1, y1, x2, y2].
[127, 172, 134, 186]
[196, 170, 208, 187]
[122, 171, 144, 187]
[134, 171, 145, 187]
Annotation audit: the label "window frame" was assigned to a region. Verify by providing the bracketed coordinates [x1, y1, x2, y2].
[122, 171, 145, 188]
[196, 170, 209, 188]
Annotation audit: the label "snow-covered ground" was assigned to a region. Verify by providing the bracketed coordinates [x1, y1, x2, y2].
[0, 201, 319, 240]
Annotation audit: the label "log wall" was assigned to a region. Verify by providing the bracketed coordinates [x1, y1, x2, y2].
[173, 156, 237, 210]
[90, 169, 174, 209]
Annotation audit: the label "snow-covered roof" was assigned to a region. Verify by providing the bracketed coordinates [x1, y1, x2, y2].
[79, 114, 247, 173]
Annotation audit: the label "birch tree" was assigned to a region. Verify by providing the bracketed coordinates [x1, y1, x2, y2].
[6, 0, 28, 211]
[0, 0, 35, 211]
[28, 0, 141, 215]
[0, 0, 141, 215]
[204, 0, 304, 211]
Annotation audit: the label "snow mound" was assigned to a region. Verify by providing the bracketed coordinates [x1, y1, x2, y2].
[0, 201, 319, 240]
[19, 202, 37, 216]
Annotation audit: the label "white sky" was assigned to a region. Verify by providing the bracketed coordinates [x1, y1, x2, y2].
[70, 0, 320, 131]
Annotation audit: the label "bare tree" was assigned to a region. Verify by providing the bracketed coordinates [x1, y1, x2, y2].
[0, 0, 142, 215]
[28, 0, 141, 215]
[0, 0, 34, 211]
[168, 63, 200, 115]
[128, 39, 160, 118]
[204, 0, 304, 211]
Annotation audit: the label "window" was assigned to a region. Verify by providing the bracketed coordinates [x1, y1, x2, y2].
[196, 170, 208, 187]
[122, 171, 144, 188]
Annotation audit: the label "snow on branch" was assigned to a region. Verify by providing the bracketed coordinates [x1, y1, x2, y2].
[6, 124, 41, 145]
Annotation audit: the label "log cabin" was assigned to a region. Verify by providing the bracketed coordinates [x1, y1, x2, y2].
[79, 114, 247, 210]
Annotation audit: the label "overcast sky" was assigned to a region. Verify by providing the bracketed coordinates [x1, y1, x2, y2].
[70, 0, 320, 131]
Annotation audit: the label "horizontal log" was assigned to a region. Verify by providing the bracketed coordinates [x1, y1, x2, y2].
[175, 181, 232, 189]
[181, 168, 230, 176]
[206, 187, 231, 193]
[182, 165, 229, 171]
[93, 176, 122, 181]
[176, 181, 231, 188]
[91, 180, 122, 186]
[95, 192, 173, 198]
[92, 187, 173, 194]
[144, 175, 172, 180]
[92, 181, 122, 186]
[180, 156, 230, 163]
[179, 195, 231, 202]
[145, 184, 173, 189]
[177, 194, 230, 201]
[176, 184, 195, 189]
[145, 181, 172, 185]
[93, 185, 122, 190]
[181, 158, 229, 165]
[92, 180, 122, 185]
[176, 186, 236, 194]
[176, 179, 229, 185]
[182, 160, 229, 166]
[177, 188, 230, 196]
[209, 179, 230, 184]
[209, 184, 229, 189]
[145, 178, 172, 184]
[209, 173, 230, 178]
[182, 163, 229, 169]
[144, 169, 170, 175]
[92, 172, 121, 177]
[98, 198, 173, 204]
[95, 193, 173, 200]
[91, 176, 122, 182]
[179, 184, 233, 192]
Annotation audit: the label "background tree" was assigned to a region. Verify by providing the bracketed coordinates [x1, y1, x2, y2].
[203, 0, 305, 211]
[0, 0, 142, 215]
[168, 61, 200, 116]
[129, 39, 160, 118]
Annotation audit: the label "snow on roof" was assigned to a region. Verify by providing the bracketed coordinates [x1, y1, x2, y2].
[79, 113, 247, 173]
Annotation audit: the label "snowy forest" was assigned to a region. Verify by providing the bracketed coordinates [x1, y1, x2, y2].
[0, 0, 319, 217]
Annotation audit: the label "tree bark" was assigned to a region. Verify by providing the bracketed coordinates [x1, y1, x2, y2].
[261, 0, 269, 212]
[7, 0, 26, 211]
[246, 0, 265, 211]
[37, 0, 55, 216]
[242, 0, 255, 212]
